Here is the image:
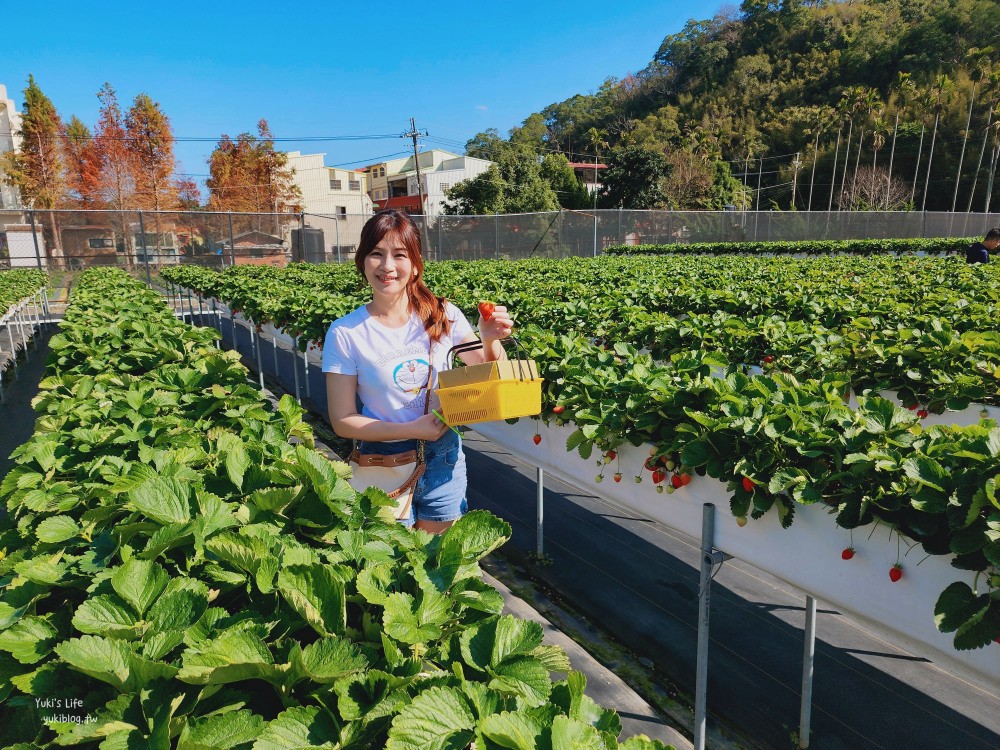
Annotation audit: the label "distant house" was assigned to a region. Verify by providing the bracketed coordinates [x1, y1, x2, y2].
[0, 84, 24, 212]
[218, 230, 287, 267]
[364, 150, 492, 217]
[61, 226, 119, 268]
[284, 151, 374, 217]
[567, 162, 607, 195]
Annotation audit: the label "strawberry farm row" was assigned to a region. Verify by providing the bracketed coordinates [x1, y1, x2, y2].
[0, 269, 47, 318]
[162, 254, 1000, 410]
[603, 236, 970, 256]
[0, 268, 671, 750]
[162, 258, 1000, 650]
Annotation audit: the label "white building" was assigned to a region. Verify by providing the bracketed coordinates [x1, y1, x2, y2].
[365, 150, 492, 217]
[0, 84, 24, 211]
[284, 151, 374, 217]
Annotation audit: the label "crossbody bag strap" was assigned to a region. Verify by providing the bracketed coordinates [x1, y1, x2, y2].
[352, 334, 435, 459]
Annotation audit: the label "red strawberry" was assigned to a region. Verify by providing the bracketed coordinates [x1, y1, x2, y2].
[889, 564, 903, 582]
[613, 473, 623, 483]
[652, 469, 666, 484]
[645, 457, 659, 471]
[842, 547, 855, 560]
[671, 474, 684, 489]
[532, 434, 542, 445]
[680, 473, 693, 486]
[917, 409, 929, 419]
[552, 405, 565, 414]
[907, 403, 919, 411]
[477, 301, 495, 321]
[741, 477, 755, 492]
[762, 355, 774, 364]
[606, 450, 617, 461]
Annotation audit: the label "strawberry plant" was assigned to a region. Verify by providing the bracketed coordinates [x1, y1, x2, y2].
[160, 253, 1000, 651]
[0, 269, 672, 750]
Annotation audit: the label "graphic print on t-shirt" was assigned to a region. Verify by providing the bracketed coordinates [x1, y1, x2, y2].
[392, 358, 430, 395]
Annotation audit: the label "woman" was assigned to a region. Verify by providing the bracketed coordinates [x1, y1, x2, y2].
[322, 209, 513, 533]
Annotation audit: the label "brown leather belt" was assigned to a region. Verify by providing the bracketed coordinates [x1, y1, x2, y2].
[348, 450, 419, 467]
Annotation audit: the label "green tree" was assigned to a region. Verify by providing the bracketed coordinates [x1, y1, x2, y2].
[61, 115, 101, 208]
[0, 75, 66, 211]
[125, 93, 178, 212]
[598, 146, 670, 209]
[444, 144, 559, 215]
[0, 75, 67, 263]
[540, 154, 591, 209]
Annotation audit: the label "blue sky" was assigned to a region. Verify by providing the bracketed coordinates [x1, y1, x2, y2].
[4, 0, 724, 192]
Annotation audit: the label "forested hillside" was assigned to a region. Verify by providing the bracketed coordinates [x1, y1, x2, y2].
[458, 0, 1000, 213]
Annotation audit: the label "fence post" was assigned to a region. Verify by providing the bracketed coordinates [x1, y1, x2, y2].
[694, 503, 720, 750]
[335, 218, 341, 264]
[28, 210, 44, 271]
[299, 212, 307, 263]
[495, 212, 499, 260]
[138, 211, 151, 284]
[228, 212, 237, 267]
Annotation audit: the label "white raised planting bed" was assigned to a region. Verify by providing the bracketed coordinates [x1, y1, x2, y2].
[471, 416, 1000, 694]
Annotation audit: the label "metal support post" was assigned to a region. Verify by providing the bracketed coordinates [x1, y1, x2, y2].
[30, 296, 40, 349]
[272, 331, 279, 375]
[231, 309, 238, 348]
[228, 212, 237, 268]
[291, 337, 302, 404]
[249, 319, 257, 362]
[303, 344, 311, 399]
[335, 219, 341, 264]
[197, 292, 204, 327]
[6, 321, 18, 380]
[536, 466, 545, 555]
[187, 288, 196, 324]
[211, 297, 221, 349]
[28, 210, 44, 271]
[694, 503, 719, 750]
[252, 321, 264, 389]
[0, 324, 7, 403]
[42, 288, 51, 330]
[16, 308, 30, 363]
[138, 211, 152, 285]
[799, 595, 817, 749]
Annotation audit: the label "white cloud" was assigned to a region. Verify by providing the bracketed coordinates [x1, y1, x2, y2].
[475, 105, 488, 111]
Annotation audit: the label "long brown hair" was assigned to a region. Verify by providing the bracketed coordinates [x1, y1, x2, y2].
[355, 209, 451, 342]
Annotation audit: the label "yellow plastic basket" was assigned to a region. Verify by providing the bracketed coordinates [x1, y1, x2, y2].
[435, 337, 543, 426]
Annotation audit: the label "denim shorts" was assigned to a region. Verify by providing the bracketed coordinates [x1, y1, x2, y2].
[355, 430, 467, 526]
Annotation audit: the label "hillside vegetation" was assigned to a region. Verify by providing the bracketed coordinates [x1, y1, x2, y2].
[461, 0, 1000, 213]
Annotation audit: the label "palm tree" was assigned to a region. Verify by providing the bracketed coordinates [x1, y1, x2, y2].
[887, 72, 914, 209]
[952, 50, 993, 211]
[851, 88, 882, 206]
[910, 86, 935, 207]
[921, 74, 953, 212]
[807, 106, 833, 211]
[985, 117, 1000, 214]
[967, 72, 1000, 212]
[837, 88, 861, 209]
[870, 117, 888, 208]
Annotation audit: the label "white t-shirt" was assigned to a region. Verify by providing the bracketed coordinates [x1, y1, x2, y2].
[321, 302, 475, 423]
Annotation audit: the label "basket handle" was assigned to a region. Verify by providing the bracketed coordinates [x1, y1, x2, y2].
[444, 336, 535, 382]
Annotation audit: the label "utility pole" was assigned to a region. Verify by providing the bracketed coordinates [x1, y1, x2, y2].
[791, 152, 801, 210]
[402, 118, 433, 258]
